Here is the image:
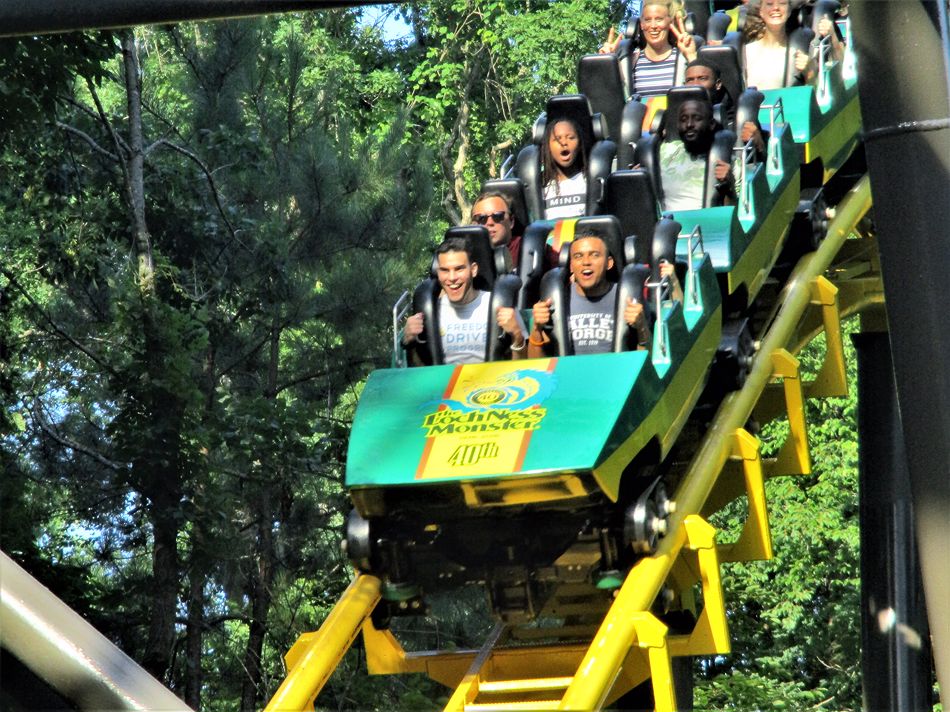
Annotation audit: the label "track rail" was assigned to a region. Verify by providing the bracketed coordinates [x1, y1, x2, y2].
[264, 175, 880, 711]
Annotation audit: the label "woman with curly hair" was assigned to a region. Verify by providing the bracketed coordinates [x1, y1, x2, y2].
[742, 0, 840, 89]
[541, 118, 590, 220]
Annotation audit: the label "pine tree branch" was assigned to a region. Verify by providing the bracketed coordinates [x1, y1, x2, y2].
[55, 121, 119, 161]
[31, 400, 126, 472]
[275, 358, 377, 395]
[2, 268, 120, 378]
[145, 138, 240, 245]
[175, 613, 251, 628]
[84, 75, 131, 167]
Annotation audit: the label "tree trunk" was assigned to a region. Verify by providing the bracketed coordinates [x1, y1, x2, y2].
[120, 28, 183, 684]
[240, 513, 275, 711]
[439, 43, 482, 225]
[184, 555, 205, 708]
[240, 321, 281, 709]
[142, 497, 181, 679]
[121, 30, 154, 295]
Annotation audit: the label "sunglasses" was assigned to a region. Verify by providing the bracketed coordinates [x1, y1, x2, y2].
[473, 210, 509, 225]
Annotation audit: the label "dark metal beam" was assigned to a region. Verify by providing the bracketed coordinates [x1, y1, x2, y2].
[853, 331, 933, 711]
[850, 0, 950, 697]
[0, 1, 381, 36]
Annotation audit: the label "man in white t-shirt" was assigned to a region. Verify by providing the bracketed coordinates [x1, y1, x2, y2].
[403, 237, 527, 364]
[659, 98, 737, 212]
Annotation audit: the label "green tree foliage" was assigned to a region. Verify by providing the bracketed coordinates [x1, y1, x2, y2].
[392, 0, 623, 221]
[2, 12, 432, 709]
[696, 328, 863, 710]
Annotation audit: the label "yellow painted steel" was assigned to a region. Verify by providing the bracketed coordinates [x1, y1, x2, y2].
[765, 349, 812, 477]
[631, 613, 676, 712]
[558, 176, 872, 711]
[754, 274, 852, 427]
[718, 429, 774, 563]
[559, 515, 727, 710]
[460, 473, 590, 508]
[263, 575, 381, 712]
[806, 277, 848, 398]
[443, 623, 508, 712]
[477, 677, 574, 693]
[363, 614, 591, 695]
[466, 702, 562, 711]
[672, 517, 731, 656]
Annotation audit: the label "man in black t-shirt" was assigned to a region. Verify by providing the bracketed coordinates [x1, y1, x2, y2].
[527, 230, 651, 357]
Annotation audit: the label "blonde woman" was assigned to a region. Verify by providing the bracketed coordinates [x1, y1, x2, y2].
[601, 1, 698, 97]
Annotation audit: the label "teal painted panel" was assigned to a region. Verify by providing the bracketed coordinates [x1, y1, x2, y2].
[346, 255, 723, 494]
[671, 206, 736, 272]
[345, 353, 650, 488]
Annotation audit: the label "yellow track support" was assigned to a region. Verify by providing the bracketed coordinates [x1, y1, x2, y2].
[264, 575, 381, 712]
[717, 429, 773, 563]
[267, 177, 879, 712]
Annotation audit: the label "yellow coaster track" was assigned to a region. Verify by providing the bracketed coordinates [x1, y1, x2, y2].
[265, 175, 880, 711]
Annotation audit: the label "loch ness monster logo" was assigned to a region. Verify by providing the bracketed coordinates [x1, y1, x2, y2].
[420, 369, 558, 414]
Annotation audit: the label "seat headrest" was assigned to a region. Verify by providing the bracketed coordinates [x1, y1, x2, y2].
[697, 44, 743, 106]
[558, 242, 572, 270]
[591, 112, 609, 142]
[663, 86, 712, 142]
[706, 10, 732, 42]
[531, 112, 547, 145]
[683, 11, 697, 35]
[605, 169, 659, 263]
[478, 177, 530, 236]
[435, 225, 496, 290]
[624, 16, 642, 43]
[541, 94, 597, 153]
[544, 216, 622, 272]
[573, 215, 625, 270]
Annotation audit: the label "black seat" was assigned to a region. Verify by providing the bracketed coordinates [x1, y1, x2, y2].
[624, 13, 702, 97]
[613, 216, 687, 351]
[696, 44, 743, 130]
[798, 0, 840, 37]
[734, 88, 766, 153]
[706, 10, 732, 44]
[535, 216, 629, 356]
[684, 1, 711, 38]
[533, 215, 682, 354]
[408, 226, 522, 365]
[577, 53, 649, 170]
[515, 94, 617, 222]
[478, 177, 530, 245]
[634, 87, 738, 212]
[737, 26, 816, 89]
[516, 221, 556, 309]
[604, 169, 660, 265]
[577, 53, 626, 144]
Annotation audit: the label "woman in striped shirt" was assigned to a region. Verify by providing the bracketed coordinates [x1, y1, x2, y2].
[635, 2, 698, 96]
[601, 2, 698, 98]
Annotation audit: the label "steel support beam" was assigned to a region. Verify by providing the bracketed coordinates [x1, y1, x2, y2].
[850, 1, 950, 695]
[853, 331, 932, 711]
[0, 552, 193, 711]
[0, 1, 378, 36]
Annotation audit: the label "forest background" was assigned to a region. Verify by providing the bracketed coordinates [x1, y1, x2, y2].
[0, 2, 875, 709]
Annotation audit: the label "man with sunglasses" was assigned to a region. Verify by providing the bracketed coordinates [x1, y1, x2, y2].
[470, 192, 557, 271]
